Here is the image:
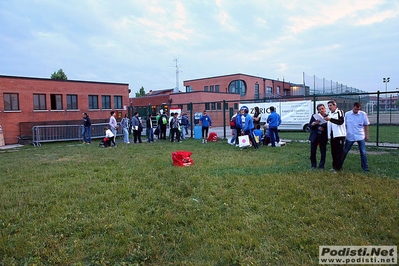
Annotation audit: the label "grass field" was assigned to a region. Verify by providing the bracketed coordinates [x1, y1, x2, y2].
[1, 136, 398, 265]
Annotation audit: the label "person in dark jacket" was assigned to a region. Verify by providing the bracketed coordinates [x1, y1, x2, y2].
[146, 113, 154, 143]
[308, 104, 328, 170]
[131, 112, 142, 143]
[158, 112, 168, 140]
[82, 112, 92, 144]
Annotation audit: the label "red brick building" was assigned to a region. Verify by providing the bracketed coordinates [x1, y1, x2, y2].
[0, 75, 129, 145]
[130, 73, 296, 126]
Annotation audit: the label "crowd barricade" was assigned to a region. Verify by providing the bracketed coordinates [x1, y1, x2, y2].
[32, 123, 123, 146]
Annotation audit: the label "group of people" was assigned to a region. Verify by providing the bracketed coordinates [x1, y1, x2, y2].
[81, 101, 370, 172]
[82, 110, 192, 147]
[229, 106, 282, 149]
[309, 100, 370, 172]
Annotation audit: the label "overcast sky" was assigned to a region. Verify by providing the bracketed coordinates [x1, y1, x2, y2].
[1, 0, 398, 96]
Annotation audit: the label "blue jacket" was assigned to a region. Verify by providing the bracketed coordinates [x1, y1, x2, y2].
[235, 114, 242, 129]
[243, 114, 254, 132]
[200, 115, 212, 127]
[267, 111, 281, 128]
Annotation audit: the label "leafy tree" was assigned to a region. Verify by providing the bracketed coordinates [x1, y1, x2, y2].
[135, 86, 146, 97]
[51, 69, 68, 80]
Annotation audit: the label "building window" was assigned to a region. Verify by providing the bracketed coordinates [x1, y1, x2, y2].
[89, 95, 99, 109]
[210, 85, 214, 92]
[277, 86, 281, 95]
[187, 103, 192, 111]
[204, 86, 209, 92]
[217, 102, 221, 110]
[67, 94, 78, 110]
[33, 94, 46, 110]
[224, 102, 228, 110]
[205, 103, 210, 110]
[102, 95, 111, 109]
[215, 85, 220, 92]
[114, 96, 122, 109]
[211, 102, 216, 110]
[255, 83, 259, 99]
[4, 93, 19, 111]
[234, 103, 238, 109]
[50, 94, 63, 110]
[266, 86, 272, 95]
[186, 86, 193, 92]
[228, 80, 246, 96]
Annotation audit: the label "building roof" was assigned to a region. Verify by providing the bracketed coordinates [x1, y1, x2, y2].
[0, 74, 129, 86]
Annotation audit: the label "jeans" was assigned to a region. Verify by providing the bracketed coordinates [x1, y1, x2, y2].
[181, 128, 186, 140]
[147, 128, 154, 142]
[230, 128, 237, 144]
[82, 126, 91, 143]
[343, 139, 368, 171]
[123, 127, 130, 143]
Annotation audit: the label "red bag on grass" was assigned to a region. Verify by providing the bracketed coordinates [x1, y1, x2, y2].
[207, 132, 218, 142]
[172, 151, 194, 167]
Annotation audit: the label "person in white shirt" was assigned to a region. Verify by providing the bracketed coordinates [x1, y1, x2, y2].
[325, 100, 346, 171]
[104, 126, 116, 147]
[343, 102, 370, 172]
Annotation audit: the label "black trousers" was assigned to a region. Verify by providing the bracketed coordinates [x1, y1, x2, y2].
[170, 128, 180, 142]
[310, 137, 327, 169]
[330, 136, 345, 171]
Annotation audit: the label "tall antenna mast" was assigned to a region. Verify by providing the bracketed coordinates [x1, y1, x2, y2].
[174, 58, 179, 93]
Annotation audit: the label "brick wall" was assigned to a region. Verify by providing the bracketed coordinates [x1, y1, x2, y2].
[0, 76, 129, 144]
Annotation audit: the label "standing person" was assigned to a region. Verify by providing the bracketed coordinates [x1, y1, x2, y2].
[155, 112, 161, 139]
[82, 112, 92, 144]
[253, 106, 261, 129]
[235, 109, 244, 146]
[343, 102, 370, 172]
[109, 111, 118, 146]
[267, 106, 281, 147]
[120, 113, 130, 144]
[243, 108, 258, 149]
[158, 112, 168, 140]
[180, 112, 189, 140]
[325, 100, 346, 172]
[146, 113, 154, 143]
[229, 110, 238, 145]
[308, 104, 328, 170]
[199, 110, 212, 144]
[131, 112, 142, 143]
[170, 112, 181, 142]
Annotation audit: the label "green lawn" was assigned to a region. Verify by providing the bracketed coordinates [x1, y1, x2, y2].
[1, 138, 398, 265]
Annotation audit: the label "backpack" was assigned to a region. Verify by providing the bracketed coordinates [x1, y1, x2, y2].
[230, 116, 236, 128]
[162, 116, 167, 125]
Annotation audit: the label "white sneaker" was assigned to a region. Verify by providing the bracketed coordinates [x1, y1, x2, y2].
[202, 139, 205, 144]
[275, 143, 281, 147]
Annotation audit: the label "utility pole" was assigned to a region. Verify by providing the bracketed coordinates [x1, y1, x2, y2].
[174, 58, 179, 93]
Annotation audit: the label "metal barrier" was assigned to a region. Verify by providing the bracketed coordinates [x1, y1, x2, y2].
[32, 123, 124, 146]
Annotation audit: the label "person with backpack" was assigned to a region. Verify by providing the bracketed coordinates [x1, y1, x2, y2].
[229, 110, 238, 145]
[158, 111, 168, 140]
